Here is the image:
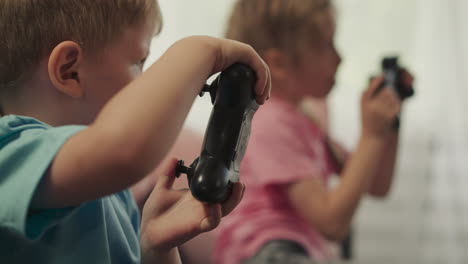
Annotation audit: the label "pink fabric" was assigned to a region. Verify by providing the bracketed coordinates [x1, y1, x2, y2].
[301, 97, 330, 133]
[214, 97, 340, 264]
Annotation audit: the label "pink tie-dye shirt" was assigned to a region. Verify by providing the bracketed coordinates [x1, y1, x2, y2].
[213, 97, 340, 264]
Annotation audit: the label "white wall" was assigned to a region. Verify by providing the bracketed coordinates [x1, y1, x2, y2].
[146, 1, 238, 134]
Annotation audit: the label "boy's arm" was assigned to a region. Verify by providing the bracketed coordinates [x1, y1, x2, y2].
[33, 36, 270, 209]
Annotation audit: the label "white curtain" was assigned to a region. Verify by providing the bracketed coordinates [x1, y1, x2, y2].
[330, 1, 468, 263]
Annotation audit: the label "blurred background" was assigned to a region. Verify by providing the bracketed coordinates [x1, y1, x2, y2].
[147, 0, 468, 263]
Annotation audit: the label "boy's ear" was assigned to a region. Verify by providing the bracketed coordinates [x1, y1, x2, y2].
[262, 48, 291, 81]
[48, 41, 84, 99]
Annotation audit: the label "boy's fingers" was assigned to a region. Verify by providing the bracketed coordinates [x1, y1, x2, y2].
[200, 204, 222, 232]
[144, 199, 216, 249]
[222, 183, 245, 216]
[155, 157, 179, 190]
[220, 40, 270, 104]
[266, 65, 272, 99]
[255, 59, 271, 104]
[235, 43, 269, 104]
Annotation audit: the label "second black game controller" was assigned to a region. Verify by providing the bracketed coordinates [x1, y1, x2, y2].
[381, 57, 414, 100]
[176, 63, 259, 203]
[375, 57, 415, 130]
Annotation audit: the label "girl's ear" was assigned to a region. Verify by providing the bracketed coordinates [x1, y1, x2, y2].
[262, 48, 293, 81]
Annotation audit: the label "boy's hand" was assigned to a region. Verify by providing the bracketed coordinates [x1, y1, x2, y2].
[361, 76, 401, 139]
[207, 37, 272, 105]
[140, 158, 245, 254]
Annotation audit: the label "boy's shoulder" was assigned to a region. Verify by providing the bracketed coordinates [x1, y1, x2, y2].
[0, 115, 48, 133]
[0, 115, 86, 235]
[0, 115, 141, 264]
[0, 189, 140, 264]
[0, 115, 83, 149]
[0, 115, 85, 227]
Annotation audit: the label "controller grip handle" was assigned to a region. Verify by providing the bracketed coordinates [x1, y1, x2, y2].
[190, 157, 232, 203]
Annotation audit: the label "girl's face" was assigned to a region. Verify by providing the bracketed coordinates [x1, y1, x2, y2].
[289, 17, 341, 99]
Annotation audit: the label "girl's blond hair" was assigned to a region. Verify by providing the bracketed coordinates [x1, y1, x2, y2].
[226, 0, 334, 60]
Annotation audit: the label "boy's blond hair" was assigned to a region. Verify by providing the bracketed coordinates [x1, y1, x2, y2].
[0, 0, 162, 92]
[226, 0, 334, 60]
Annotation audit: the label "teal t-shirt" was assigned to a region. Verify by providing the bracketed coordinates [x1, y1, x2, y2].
[0, 115, 141, 264]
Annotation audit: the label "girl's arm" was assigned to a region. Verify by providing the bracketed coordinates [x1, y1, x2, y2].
[367, 132, 399, 197]
[287, 77, 400, 240]
[287, 136, 387, 240]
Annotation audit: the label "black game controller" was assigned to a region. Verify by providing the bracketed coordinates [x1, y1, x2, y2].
[377, 57, 415, 130]
[176, 63, 259, 203]
[381, 57, 414, 100]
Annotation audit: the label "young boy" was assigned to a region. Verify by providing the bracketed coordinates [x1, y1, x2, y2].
[0, 1, 271, 263]
[214, 0, 413, 263]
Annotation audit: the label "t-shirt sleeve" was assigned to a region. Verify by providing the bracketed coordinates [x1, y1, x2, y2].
[0, 122, 85, 237]
[117, 189, 141, 236]
[241, 121, 323, 187]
